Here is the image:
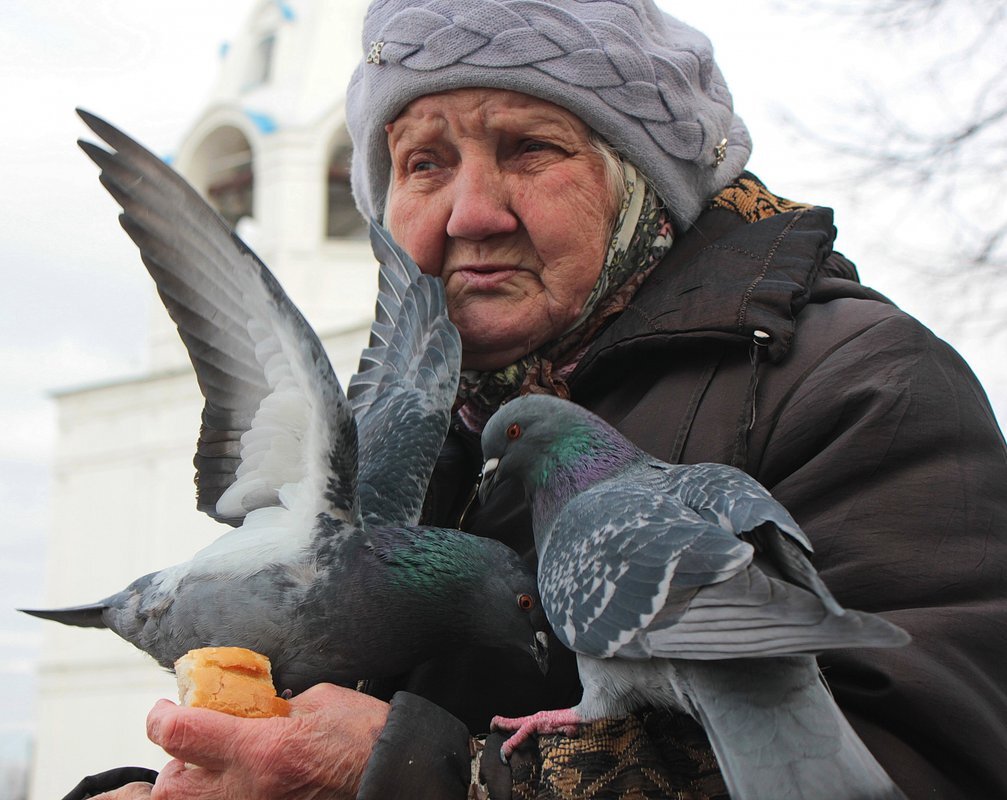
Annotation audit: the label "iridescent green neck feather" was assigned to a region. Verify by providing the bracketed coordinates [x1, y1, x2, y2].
[531, 419, 638, 527]
[371, 527, 488, 596]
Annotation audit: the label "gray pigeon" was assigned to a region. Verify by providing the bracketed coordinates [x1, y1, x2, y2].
[21, 110, 548, 694]
[478, 394, 909, 800]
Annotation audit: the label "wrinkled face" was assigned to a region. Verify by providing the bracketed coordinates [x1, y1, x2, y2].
[385, 88, 619, 370]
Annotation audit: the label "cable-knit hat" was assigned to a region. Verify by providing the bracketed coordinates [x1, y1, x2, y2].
[346, 0, 751, 231]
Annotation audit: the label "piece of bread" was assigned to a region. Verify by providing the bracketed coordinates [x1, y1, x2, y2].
[174, 646, 291, 718]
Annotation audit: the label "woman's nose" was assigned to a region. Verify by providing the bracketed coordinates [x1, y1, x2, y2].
[445, 162, 519, 240]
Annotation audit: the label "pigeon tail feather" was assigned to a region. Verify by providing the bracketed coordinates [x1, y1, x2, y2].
[20, 604, 108, 629]
[681, 657, 907, 800]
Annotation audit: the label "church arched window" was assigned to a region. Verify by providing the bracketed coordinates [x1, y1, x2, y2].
[188, 126, 255, 229]
[326, 127, 366, 239]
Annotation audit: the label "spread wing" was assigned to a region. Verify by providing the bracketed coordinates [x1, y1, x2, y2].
[347, 224, 461, 526]
[77, 109, 361, 530]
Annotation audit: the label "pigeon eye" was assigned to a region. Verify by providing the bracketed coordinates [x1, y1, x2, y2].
[506, 423, 522, 440]
[517, 593, 535, 611]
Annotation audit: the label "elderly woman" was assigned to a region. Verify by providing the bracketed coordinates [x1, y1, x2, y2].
[77, 1, 1007, 799]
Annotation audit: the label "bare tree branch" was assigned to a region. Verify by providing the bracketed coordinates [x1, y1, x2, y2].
[781, 0, 1007, 322]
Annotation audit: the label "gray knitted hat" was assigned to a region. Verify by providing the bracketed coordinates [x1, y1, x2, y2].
[346, 0, 752, 232]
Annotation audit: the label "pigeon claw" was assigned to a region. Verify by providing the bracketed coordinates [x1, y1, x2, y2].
[491, 708, 583, 762]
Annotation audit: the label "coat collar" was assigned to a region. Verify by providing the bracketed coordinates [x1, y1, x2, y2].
[573, 200, 840, 382]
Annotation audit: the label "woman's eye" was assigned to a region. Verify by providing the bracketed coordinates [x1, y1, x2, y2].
[403, 150, 442, 174]
[521, 140, 550, 154]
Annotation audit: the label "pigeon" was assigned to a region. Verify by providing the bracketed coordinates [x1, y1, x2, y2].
[478, 394, 910, 800]
[20, 110, 548, 694]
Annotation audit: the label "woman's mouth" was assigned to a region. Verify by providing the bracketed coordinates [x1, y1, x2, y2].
[451, 264, 521, 291]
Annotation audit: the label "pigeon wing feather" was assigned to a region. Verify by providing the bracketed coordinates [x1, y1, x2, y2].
[77, 109, 360, 529]
[663, 462, 844, 614]
[539, 482, 754, 659]
[348, 224, 461, 526]
[348, 222, 417, 402]
[542, 478, 908, 662]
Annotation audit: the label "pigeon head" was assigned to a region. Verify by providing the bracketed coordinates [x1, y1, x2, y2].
[478, 395, 640, 517]
[466, 535, 550, 675]
[373, 527, 550, 675]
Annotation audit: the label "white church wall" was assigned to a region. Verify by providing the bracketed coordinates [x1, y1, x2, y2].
[31, 369, 215, 798]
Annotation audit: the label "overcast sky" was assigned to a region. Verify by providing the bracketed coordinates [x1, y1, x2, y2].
[1, 0, 1003, 770]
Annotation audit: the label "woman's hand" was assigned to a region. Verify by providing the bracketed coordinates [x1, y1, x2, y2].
[146, 683, 390, 799]
[93, 784, 154, 799]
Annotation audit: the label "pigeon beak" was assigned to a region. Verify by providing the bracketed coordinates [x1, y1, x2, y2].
[477, 457, 500, 505]
[531, 630, 549, 675]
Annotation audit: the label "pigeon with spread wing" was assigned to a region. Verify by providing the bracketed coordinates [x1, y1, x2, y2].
[21, 111, 547, 693]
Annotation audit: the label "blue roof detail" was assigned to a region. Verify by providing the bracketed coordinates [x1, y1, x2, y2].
[274, 0, 296, 21]
[244, 109, 279, 135]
